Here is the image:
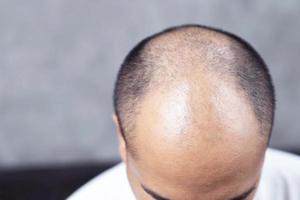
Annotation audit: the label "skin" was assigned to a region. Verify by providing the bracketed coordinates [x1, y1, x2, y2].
[113, 28, 269, 200]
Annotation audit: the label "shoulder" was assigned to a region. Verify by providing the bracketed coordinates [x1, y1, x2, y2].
[255, 148, 300, 200]
[264, 148, 300, 177]
[266, 148, 300, 163]
[67, 162, 135, 200]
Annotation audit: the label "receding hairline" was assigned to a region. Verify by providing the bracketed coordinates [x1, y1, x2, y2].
[113, 24, 275, 154]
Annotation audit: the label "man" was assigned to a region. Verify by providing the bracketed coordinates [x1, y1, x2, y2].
[68, 24, 300, 200]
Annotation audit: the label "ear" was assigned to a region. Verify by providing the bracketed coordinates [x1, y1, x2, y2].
[112, 113, 127, 162]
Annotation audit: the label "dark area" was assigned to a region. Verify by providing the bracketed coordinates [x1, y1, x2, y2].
[0, 149, 299, 200]
[0, 162, 118, 200]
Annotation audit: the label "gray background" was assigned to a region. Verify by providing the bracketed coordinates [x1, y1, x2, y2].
[0, 0, 299, 168]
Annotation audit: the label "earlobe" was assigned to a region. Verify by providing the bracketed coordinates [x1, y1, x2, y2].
[112, 113, 127, 162]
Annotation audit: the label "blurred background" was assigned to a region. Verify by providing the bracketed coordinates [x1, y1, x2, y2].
[0, 0, 299, 199]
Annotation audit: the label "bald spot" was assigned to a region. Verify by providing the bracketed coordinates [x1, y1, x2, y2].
[122, 25, 272, 139]
[130, 26, 268, 146]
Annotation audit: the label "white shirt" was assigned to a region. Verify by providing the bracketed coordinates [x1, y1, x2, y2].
[67, 148, 300, 200]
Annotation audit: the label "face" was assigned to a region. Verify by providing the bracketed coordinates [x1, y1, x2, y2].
[114, 77, 267, 200]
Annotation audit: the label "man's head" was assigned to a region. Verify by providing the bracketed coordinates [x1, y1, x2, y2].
[112, 24, 275, 200]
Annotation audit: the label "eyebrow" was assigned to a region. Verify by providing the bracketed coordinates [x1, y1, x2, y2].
[141, 184, 256, 200]
[141, 184, 170, 200]
[229, 185, 256, 200]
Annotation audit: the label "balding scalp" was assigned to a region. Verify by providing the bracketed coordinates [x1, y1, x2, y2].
[113, 24, 275, 148]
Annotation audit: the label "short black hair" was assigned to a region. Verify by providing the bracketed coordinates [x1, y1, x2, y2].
[113, 24, 276, 147]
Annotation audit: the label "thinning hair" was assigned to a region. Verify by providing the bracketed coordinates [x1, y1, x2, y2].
[113, 24, 276, 148]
